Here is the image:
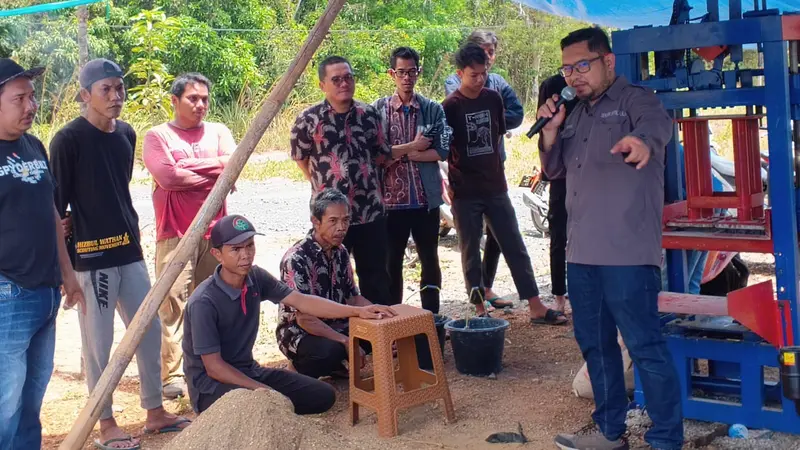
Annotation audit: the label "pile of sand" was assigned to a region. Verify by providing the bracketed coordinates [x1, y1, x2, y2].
[168, 388, 357, 450]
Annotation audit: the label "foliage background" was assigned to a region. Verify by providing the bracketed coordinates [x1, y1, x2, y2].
[1, 1, 583, 149]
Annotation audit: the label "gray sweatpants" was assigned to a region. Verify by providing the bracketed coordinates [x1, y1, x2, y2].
[76, 260, 163, 420]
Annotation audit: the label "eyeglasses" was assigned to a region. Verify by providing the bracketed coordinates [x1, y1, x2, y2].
[329, 74, 355, 86]
[559, 55, 604, 77]
[390, 68, 420, 79]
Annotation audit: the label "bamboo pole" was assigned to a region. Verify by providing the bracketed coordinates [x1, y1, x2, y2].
[58, 1, 347, 447]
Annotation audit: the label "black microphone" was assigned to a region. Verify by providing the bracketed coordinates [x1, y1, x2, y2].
[526, 86, 577, 139]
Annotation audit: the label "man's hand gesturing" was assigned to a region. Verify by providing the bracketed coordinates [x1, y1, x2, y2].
[611, 136, 651, 169]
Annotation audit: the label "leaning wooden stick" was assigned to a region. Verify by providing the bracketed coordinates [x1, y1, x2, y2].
[58, 1, 347, 447]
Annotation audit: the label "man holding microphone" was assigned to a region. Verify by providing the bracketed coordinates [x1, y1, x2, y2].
[537, 27, 682, 450]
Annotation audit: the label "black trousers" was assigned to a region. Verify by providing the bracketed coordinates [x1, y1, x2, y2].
[548, 178, 568, 296]
[291, 333, 372, 379]
[481, 226, 502, 289]
[481, 162, 506, 289]
[386, 207, 442, 313]
[452, 193, 540, 302]
[343, 218, 392, 305]
[195, 366, 336, 414]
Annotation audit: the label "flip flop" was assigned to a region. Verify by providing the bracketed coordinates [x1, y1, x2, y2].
[93, 437, 140, 450]
[486, 296, 514, 309]
[143, 417, 192, 435]
[530, 309, 568, 326]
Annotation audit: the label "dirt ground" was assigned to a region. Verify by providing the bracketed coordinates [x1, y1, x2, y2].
[38, 178, 792, 450]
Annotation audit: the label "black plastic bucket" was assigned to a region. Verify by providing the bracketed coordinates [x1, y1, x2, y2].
[445, 317, 510, 376]
[415, 314, 450, 371]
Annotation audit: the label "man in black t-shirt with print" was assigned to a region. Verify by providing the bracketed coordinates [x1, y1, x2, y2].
[0, 59, 85, 450]
[442, 44, 567, 326]
[183, 215, 396, 414]
[50, 59, 189, 449]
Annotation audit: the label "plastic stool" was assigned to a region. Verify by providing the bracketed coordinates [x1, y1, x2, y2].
[348, 304, 455, 437]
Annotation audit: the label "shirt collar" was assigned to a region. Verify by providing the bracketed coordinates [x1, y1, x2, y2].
[212, 265, 254, 301]
[596, 75, 628, 103]
[320, 99, 356, 116]
[305, 229, 342, 259]
[389, 92, 420, 111]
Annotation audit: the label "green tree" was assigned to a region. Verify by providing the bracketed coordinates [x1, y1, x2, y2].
[124, 8, 178, 122]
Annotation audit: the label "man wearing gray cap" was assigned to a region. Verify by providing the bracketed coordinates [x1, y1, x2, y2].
[0, 58, 85, 450]
[50, 58, 190, 449]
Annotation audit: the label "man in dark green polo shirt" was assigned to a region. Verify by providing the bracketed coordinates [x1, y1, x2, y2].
[183, 214, 396, 414]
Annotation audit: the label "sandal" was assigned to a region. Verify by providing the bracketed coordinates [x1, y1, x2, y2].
[530, 309, 568, 326]
[143, 417, 192, 435]
[94, 437, 140, 450]
[486, 296, 514, 309]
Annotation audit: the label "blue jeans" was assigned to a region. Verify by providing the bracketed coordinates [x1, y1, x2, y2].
[686, 250, 709, 295]
[567, 264, 683, 450]
[0, 274, 60, 450]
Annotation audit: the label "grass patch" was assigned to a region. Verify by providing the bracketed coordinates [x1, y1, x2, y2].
[241, 159, 305, 182]
[504, 130, 541, 185]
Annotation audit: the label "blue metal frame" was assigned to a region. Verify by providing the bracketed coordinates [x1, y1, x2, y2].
[613, 1, 800, 432]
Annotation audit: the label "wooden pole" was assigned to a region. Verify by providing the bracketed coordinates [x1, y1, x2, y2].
[58, 1, 347, 447]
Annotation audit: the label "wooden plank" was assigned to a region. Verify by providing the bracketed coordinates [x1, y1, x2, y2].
[658, 292, 729, 316]
[57, 1, 348, 448]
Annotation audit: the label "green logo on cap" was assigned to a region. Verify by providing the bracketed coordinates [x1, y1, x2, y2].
[233, 217, 250, 231]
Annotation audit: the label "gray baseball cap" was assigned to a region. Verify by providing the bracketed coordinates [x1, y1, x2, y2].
[75, 58, 124, 102]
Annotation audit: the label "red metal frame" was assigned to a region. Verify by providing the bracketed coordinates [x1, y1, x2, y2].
[663, 115, 771, 253]
[783, 14, 800, 40]
[729, 281, 784, 348]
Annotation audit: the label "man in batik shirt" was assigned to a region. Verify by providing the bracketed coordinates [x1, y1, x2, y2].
[277, 189, 374, 378]
[290, 55, 393, 305]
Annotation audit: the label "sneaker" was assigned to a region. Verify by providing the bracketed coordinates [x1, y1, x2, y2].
[554, 429, 629, 450]
[162, 380, 187, 400]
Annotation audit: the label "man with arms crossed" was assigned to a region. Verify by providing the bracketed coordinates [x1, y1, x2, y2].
[374, 46, 450, 313]
[537, 27, 682, 450]
[183, 214, 395, 413]
[51, 59, 189, 450]
[444, 43, 565, 325]
[143, 73, 235, 399]
[0, 59, 84, 450]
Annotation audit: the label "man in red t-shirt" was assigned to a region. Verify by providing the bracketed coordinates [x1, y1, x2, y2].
[142, 72, 236, 399]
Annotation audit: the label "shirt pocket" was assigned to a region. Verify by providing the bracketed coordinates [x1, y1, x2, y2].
[590, 116, 632, 164]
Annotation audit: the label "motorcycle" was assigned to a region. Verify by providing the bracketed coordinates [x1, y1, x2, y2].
[438, 161, 455, 237]
[520, 167, 550, 237]
[404, 161, 457, 267]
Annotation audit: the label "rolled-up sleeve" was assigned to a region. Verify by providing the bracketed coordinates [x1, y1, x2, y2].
[539, 135, 566, 180]
[430, 102, 452, 161]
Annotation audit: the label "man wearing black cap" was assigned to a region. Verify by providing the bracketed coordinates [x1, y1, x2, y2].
[183, 214, 396, 414]
[50, 58, 190, 449]
[0, 59, 85, 450]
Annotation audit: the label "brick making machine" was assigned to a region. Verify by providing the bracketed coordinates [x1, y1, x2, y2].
[611, 0, 800, 431]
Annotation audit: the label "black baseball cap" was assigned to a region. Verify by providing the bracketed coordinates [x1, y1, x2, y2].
[211, 215, 264, 248]
[0, 59, 45, 89]
[75, 58, 124, 102]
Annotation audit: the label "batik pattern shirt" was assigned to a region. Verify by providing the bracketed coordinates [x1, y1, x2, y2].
[276, 230, 359, 358]
[379, 93, 427, 210]
[290, 100, 391, 224]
